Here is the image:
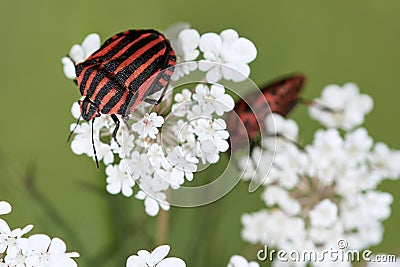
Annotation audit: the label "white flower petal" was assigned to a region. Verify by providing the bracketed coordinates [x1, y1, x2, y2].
[150, 245, 170, 264]
[229, 38, 257, 63]
[28, 234, 51, 252]
[126, 255, 147, 267]
[62, 57, 76, 79]
[144, 197, 160, 217]
[157, 257, 186, 267]
[81, 33, 100, 57]
[199, 33, 222, 54]
[48, 237, 67, 253]
[220, 29, 239, 44]
[0, 201, 11, 215]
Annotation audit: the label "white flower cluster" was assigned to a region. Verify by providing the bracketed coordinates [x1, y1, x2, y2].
[227, 255, 259, 267]
[164, 23, 257, 83]
[62, 25, 255, 216]
[126, 245, 186, 267]
[239, 84, 400, 266]
[0, 201, 79, 267]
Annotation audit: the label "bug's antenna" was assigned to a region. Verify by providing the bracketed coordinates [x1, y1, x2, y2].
[67, 114, 82, 143]
[298, 98, 336, 113]
[91, 118, 100, 171]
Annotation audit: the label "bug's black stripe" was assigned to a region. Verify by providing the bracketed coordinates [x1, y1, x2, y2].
[77, 34, 134, 72]
[102, 33, 160, 72]
[143, 72, 165, 98]
[118, 52, 175, 114]
[125, 45, 169, 92]
[78, 64, 100, 95]
[92, 80, 115, 107]
[85, 40, 168, 115]
[112, 91, 135, 115]
[90, 31, 151, 63]
[103, 36, 164, 90]
[78, 32, 155, 92]
[141, 50, 176, 98]
[83, 34, 164, 100]
[79, 34, 155, 96]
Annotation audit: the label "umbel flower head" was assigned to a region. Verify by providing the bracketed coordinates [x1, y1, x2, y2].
[62, 25, 256, 216]
[239, 84, 400, 266]
[0, 200, 79, 267]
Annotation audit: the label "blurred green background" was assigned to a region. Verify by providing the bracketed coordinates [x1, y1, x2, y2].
[0, 0, 399, 266]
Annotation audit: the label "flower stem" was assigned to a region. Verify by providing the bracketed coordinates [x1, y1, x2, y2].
[156, 209, 169, 245]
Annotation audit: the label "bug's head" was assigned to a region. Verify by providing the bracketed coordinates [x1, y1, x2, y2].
[79, 98, 100, 121]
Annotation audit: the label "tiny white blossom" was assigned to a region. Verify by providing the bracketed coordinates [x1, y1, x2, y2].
[241, 210, 270, 244]
[172, 119, 195, 143]
[199, 139, 219, 164]
[308, 83, 373, 130]
[194, 118, 230, 152]
[192, 84, 235, 116]
[199, 29, 257, 82]
[265, 113, 299, 141]
[344, 128, 373, 164]
[0, 220, 33, 254]
[156, 165, 185, 190]
[169, 29, 200, 80]
[167, 146, 198, 181]
[308, 199, 338, 228]
[111, 127, 135, 159]
[132, 113, 164, 139]
[127, 151, 151, 180]
[227, 255, 260, 267]
[106, 162, 135, 197]
[70, 120, 114, 164]
[62, 33, 100, 79]
[174, 29, 200, 61]
[136, 190, 170, 217]
[370, 142, 400, 179]
[262, 186, 301, 216]
[274, 145, 308, 189]
[126, 244, 186, 267]
[136, 175, 170, 217]
[164, 22, 190, 43]
[17, 234, 79, 267]
[186, 104, 212, 120]
[306, 129, 345, 185]
[147, 144, 167, 170]
[71, 101, 81, 120]
[171, 89, 193, 117]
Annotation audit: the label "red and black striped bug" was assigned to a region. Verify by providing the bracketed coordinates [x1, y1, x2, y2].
[226, 74, 305, 151]
[66, 29, 176, 169]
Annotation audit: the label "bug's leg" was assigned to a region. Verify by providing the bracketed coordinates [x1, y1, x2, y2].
[123, 115, 130, 122]
[144, 63, 173, 105]
[144, 78, 170, 105]
[143, 98, 159, 105]
[66, 114, 82, 142]
[73, 79, 78, 85]
[91, 118, 100, 171]
[155, 78, 171, 105]
[298, 98, 336, 113]
[111, 114, 121, 147]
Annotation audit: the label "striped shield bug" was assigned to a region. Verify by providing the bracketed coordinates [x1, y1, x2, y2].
[226, 74, 305, 151]
[66, 29, 176, 169]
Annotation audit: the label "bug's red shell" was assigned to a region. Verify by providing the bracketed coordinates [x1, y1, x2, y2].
[226, 75, 305, 150]
[74, 29, 176, 121]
